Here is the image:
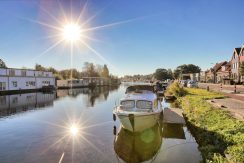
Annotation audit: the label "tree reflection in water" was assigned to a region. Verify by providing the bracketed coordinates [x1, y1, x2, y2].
[57, 85, 119, 107]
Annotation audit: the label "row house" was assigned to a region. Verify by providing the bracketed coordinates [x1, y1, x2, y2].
[202, 44, 244, 84]
[0, 68, 55, 92]
[203, 61, 231, 83]
[231, 47, 242, 83]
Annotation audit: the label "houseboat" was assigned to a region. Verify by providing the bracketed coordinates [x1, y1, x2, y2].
[113, 85, 163, 132]
[0, 68, 55, 94]
[57, 77, 110, 89]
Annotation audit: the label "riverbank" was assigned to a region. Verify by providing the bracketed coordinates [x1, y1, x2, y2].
[178, 88, 244, 162]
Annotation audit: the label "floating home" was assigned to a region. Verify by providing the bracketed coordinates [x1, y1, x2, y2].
[0, 68, 55, 94]
[57, 77, 110, 89]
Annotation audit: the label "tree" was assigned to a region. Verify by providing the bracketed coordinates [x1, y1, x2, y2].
[154, 68, 170, 81]
[35, 64, 46, 71]
[0, 59, 7, 68]
[174, 64, 201, 79]
[101, 64, 109, 78]
[83, 62, 99, 77]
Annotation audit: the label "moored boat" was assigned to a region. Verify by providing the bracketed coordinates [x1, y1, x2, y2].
[113, 85, 163, 132]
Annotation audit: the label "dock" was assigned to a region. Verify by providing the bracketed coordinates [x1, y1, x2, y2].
[163, 107, 186, 124]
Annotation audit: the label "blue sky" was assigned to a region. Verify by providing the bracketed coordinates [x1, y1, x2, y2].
[0, 0, 244, 76]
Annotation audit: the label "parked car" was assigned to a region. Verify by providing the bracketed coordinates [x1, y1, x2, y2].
[187, 80, 198, 88]
[180, 80, 188, 87]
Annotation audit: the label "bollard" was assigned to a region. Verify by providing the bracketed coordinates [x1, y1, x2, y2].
[234, 83, 236, 93]
[207, 86, 209, 91]
[220, 83, 222, 91]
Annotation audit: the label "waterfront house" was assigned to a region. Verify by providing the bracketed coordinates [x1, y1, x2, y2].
[231, 47, 241, 83]
[0, 67, 55, 93]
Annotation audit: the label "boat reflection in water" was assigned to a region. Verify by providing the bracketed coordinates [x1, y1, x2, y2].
[0, 93, 55, 118]
[114, 123, 162, 163]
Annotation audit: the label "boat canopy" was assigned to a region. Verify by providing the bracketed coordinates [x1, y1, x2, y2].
[126, 85, 154, 93]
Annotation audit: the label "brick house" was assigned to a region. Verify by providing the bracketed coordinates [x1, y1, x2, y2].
[240, 45, 244, 82]
[216, 61, 231, 83]
[231, 47, 241, 83]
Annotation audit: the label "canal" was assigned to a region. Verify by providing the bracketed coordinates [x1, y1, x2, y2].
[0, 83, 202, 163]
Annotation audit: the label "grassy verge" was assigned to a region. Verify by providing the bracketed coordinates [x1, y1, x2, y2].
[177, 88, 244, 162]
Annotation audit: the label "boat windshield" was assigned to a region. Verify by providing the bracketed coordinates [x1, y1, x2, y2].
[120, 100, 135, 109]
[136, 100, 152, 109]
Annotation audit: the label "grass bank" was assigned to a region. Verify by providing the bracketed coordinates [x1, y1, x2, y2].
[177, 88, 244, 162]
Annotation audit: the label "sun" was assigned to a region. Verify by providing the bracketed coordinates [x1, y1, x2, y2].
[62, 23, 82, 42]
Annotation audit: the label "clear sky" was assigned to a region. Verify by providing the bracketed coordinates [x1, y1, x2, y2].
[0, 0, 244, 76]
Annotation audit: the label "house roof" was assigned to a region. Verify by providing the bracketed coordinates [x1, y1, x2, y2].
[212, 61, 227, 72]
[235, 48, 241, 54]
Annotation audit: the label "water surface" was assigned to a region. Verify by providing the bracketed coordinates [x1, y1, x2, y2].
[0, 84, 201, 163]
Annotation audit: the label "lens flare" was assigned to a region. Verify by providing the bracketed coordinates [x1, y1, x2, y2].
[70, 125, 79, 136]
[62, 23, 82, 42]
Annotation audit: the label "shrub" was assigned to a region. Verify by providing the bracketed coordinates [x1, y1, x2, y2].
[165, 81, 187, 97]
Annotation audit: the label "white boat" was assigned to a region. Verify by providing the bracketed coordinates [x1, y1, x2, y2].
[113, 85, 163, 132]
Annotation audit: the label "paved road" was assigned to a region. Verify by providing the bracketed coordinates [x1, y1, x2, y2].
[207, 99, 244, 120]
[198, 83, 244, 101]
[198, 83, 244, 120]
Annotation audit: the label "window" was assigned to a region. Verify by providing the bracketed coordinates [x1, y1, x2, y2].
[26, 81, 35, 87]
[42, 81, 50, 86]
[120, 100, 135, 109]
[9, 69, 15, 76]
[136, 100, 152, 109]
[21, 70, 26, 76]
[0, 82, 6, 90]
[12, 81, 17, 87]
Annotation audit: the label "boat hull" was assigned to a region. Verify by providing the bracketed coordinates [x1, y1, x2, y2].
[117, 112, 160, 132]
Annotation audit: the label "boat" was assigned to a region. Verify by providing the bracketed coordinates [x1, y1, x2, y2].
[113, 85, 163, 132]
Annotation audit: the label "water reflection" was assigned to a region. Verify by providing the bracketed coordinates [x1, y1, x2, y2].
[162, 123, 185, 139]
[114, 124, 162, 163]
[0, 93, 55, 117]
[57, 85, 119, 107]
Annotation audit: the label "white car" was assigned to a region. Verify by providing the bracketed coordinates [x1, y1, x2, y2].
[187, 81, 198, 88]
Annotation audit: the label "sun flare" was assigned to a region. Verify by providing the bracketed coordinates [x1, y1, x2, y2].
[70, 125, 79, 136]
[62, 23, 82, 42]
